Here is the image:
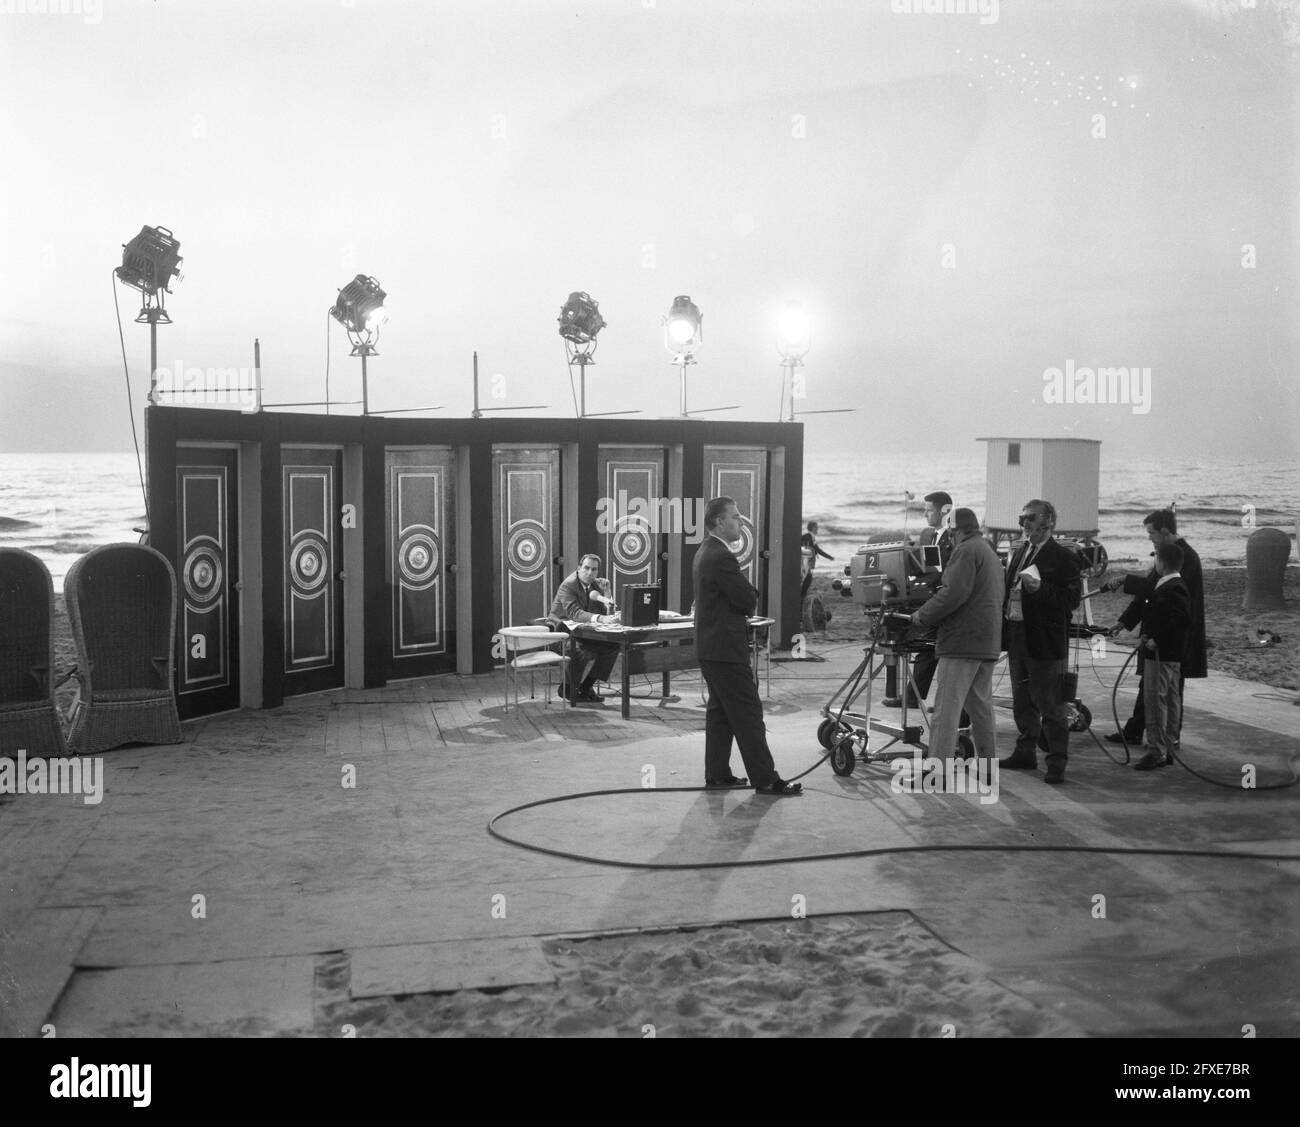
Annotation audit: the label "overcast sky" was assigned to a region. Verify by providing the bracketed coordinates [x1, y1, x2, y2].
[1, 0, 1296, 458]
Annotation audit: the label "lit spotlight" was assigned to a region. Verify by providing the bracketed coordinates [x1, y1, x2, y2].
[664, 295, 702, 358]
[331, 274, 388, 336]
[330, 274, 388, 414]
[776, 301, 811, 361]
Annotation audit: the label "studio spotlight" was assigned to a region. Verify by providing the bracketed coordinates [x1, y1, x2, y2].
[664, 295, 702, 358]
[114, 225, 183, 407]
[776, 301, 811, 361]
[330, 274, 389, 415]
[558, 291, 606, 348]
[558, 291, 606, 418]
[116, 225, 183, 299]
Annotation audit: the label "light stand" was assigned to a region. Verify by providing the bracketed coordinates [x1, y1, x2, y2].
[330, 274, 388, 415]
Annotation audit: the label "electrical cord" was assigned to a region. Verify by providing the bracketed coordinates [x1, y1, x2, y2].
[111, 271, 150, 529]
[486, 785, 1298, 869]
[490, 619, 1298, 871]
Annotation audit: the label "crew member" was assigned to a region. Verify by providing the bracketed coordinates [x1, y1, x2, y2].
[907, 490, 956, 709]
[800, 520, 834, 601]
[998, 499, 1082, 784]
[1103, 509, 1205, 749]
[909, 507, 1002, 768]
[1131, 542, 1192, 772]
[695, 497, 801, 795]
[549, 553, 620, 704]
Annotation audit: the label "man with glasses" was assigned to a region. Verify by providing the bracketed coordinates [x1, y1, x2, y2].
[998, 499, 1082, 784]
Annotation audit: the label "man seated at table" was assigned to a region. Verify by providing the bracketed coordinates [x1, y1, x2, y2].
[549, 553, 621, 703]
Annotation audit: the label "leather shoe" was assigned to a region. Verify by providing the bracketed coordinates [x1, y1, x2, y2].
[999, 751, 1038, 770]
[1104, 731, 1137, 745]
[755, 780, 803, 797]
[1044, 768, 1066, 784]
[706, 775, 749, 788]
[1133, 752, 1171, 771]
[578, 688, 604, 704]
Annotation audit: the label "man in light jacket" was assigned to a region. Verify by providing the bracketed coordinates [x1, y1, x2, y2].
[909, 508, 1004, 766]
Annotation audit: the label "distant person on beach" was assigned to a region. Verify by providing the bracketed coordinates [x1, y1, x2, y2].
[1103, 509, 1206, 749]
[909, 507, 1001, 765]
[1129, 542, 1192, 771]
[549, 553, 620, 704]
[800, 520, 833, 601]
[998, 499, 1082, 784]
[907, 490, 956, 710]
[695, 496, 801, 796]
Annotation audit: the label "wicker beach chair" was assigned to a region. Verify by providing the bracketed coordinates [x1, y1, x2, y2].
[64, 543, 183, 754]
[0, 548, 69, 756]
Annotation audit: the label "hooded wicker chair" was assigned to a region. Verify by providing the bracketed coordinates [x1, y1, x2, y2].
[0, 548, 68, 757]
[64, 543, 183, 754]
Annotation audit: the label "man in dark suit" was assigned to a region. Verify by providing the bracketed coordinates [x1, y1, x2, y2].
[1103, 509, 1205, 748]
[548, 553, 620, 703]
[693, 496, 801, 796]
[908, 490, 956, 708]
[997, 499, 1082, 784]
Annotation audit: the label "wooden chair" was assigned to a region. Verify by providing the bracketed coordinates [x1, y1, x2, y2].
[0, 548, 68, 756]
[64, 544, 183, 754]
[498, 626, 571, 711]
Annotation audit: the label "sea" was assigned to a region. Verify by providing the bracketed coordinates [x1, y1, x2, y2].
[1, 450, 1296, 591]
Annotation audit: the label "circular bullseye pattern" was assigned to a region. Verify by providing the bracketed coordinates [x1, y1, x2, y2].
[398, 529, 440, 587]
[733, 520, 755, 565]
[508, 526, 546, 576]
[289, 535, 329, 592]
[612, 516, 652, 568]
[183, 542, 223, 607]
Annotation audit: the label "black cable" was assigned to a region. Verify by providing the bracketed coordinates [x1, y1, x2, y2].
[1105, 641, 1297, 788]
[111, 271, 150, 529]
[563, 341, 580, 416]
[486, 786, 1299, 870]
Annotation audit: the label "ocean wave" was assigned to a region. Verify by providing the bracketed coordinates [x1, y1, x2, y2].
[49, 541, 103, 554]
[0, 516, 39, 529]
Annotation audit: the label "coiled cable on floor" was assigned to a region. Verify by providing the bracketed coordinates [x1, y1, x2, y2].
[486, 785, 1298, 869]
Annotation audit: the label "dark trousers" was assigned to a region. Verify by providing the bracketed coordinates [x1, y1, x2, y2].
[1122, 671, 1187, 741]
[567, 639, 619, 691]
[1005, 620, 1070, 769]
[700, 659, 779, 787]
[800, 570, 813, 601]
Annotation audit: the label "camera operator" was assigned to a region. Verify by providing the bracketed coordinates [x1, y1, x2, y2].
[906, 490, 956, 710]
[908, 508, 1002, 765]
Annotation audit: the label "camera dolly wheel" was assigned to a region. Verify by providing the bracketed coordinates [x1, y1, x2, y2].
[1067, 701, 1092, 733]
[818, 716, 852, 750]
[830, 734, 858, 777]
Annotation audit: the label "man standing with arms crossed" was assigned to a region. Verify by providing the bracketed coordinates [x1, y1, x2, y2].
[694, 496, 802, 796]
[998, 499, 1082, 784]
